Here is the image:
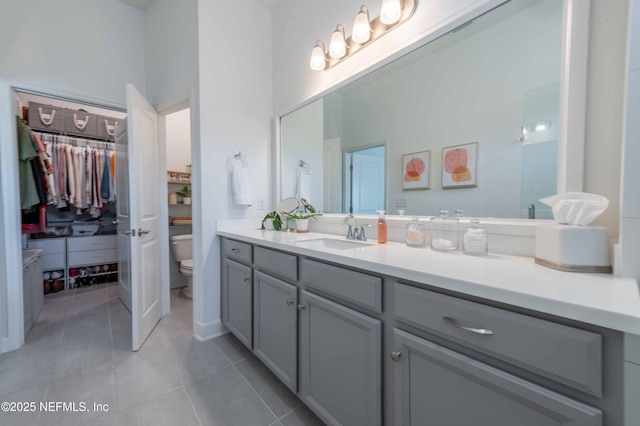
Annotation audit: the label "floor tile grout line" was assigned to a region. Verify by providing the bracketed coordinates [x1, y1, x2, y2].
[232, 362, 281, 424]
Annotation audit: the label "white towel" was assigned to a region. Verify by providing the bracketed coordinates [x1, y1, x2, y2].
[296, 171, 311, 203]
[232, 167, 253, 206]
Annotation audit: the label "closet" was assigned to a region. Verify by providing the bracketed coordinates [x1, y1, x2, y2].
[17, 91, 126, 295]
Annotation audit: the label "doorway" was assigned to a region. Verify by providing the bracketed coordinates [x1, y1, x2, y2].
[344, 145, 386, 214]
[1, 84, 195, 353]
[165, 107, 194, 325]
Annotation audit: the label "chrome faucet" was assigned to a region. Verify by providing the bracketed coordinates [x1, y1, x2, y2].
[343, 215, 367, 241]
[528, 204, 535, 219]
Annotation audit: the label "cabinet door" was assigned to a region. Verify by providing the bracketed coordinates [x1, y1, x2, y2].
[254, 271, 298, 392]
[222, 258, 253, 349]
[392, 328, 602, 426]
[299, 291, 381, 426]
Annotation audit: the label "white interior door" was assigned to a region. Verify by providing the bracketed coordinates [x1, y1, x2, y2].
[115, 119, 132, 312]
[323, 138, 341, 213]
[116, 83, 162, 351]
[350, 146, 385, 214]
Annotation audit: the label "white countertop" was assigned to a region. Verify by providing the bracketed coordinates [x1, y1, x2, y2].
[217, 219, 640, 334]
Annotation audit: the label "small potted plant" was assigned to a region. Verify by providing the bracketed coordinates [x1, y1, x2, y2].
[282, 199, 321, 233]
[176, 185, 192, 205]
[261, 211, 283, 230]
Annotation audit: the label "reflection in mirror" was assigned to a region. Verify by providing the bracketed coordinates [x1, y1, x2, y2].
[280, 0, 562, 219]
[345, 145, 386, 214]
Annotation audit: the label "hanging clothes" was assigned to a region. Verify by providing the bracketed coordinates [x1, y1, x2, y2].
[35, 132, 116, 216]
[17, 117, 40, 209]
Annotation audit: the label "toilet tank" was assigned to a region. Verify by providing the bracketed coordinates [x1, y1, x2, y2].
[170, 234, 193, 262]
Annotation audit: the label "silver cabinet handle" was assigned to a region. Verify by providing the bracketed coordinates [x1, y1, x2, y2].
[286, 299, 295, 305]
[443, 316, 494, 335]
[391, 351, 402, 362]
[231, 248, 240, 253]
[138, 228, 151, 236]
[124, 230, 132, 235]
[244, 278, 250, 282]
[297, 304, 306, 310]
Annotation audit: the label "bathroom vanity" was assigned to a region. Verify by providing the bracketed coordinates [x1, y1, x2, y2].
[217, 220, 640, 426]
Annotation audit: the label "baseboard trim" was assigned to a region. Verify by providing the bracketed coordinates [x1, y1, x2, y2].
[194, 318, 226, 341]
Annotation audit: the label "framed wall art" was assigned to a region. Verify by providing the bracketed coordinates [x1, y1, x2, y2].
[402, 150, 431, 190]
[442, 142, 477, 189]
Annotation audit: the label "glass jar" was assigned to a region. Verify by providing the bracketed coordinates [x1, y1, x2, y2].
[463, 219, 488, 256]
[430, 211, 459, 252]
[405, 217, 426, 247]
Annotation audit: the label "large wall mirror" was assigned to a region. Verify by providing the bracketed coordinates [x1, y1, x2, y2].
[280, 0, 588, 220]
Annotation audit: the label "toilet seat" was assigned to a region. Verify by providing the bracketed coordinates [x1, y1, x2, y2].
[180, 259, 193, 271]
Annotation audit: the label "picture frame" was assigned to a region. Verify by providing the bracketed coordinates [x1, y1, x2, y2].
[442, 142, 478, 189]
[401, 150, 431, 190]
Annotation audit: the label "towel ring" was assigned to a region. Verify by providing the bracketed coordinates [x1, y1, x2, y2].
[226, 150, 249, 170]
[298, 160, 311, 175]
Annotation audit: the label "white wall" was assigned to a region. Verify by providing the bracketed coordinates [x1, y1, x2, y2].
[144, 0, 198, 107]
[281, 99, 323, 210]
[338, 0, 561, 218]
[0, 0, 146, 106]
[195, 0, 273, 339]
[165, 108, 192, 171]
[272, 0, 502, 114]
[0, 0, 146, 352]
[271, 0, 630, 237]
[583, 0, 630, 237]
[619, 0, 640, 279]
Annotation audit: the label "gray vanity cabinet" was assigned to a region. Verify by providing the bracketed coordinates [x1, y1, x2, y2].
[299, 290, 382, 426]
[253, 270, 298, 392]
[221, 258, 253, 349]
[391, 328, 603, 426]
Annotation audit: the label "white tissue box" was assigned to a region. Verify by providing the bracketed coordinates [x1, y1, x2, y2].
[535, 224, 611, 273]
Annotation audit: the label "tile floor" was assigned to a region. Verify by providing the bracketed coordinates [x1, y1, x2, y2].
[0, 283, 324, 426]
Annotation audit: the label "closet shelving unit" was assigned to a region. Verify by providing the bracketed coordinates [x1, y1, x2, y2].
[22, 97, 122, 291]
[168, 170, 192, 227]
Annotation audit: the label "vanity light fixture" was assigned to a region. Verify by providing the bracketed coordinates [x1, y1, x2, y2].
[329, 24, 348, 59]
[309, 0, 416, 71]
[352, 5, 372, 44]
[380, 0, 403, 25]
[310, 41, 327, 70]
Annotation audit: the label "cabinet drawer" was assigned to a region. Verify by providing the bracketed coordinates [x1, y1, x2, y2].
[68, 249, 117, 267]
[392, 328, 602, 426]
[27, 238, 65, 254]
[302, 259, 382, 313]
[223, 239, 252, 265]
[254, 246, 297, 281]
[393, 283, 602, 396]
[67, 235, 116, 252]
[42, 253, 65, 270]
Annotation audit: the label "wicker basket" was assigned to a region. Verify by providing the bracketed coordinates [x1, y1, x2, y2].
[170, 216, 192, 226]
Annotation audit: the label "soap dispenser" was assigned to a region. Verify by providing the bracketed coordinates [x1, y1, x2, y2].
[376, 210, 387, 244]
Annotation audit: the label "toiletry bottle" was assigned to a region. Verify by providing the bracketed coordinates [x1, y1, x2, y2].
[376, 210, 387, 244]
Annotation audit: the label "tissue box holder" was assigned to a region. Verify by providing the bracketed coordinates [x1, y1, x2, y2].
[535, 225, 611, 273]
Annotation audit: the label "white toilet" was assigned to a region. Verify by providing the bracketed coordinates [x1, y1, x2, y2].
[170, 234, 193, 299]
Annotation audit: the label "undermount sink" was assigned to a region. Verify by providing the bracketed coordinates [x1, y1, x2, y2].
[291, 238, 374, 250]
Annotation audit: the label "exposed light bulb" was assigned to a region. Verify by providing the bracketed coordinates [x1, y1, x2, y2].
[535, 121, 550, 132]
[380, 0, 402, 25]
[329, 24, 347, 59]
[310, 41, 326, 71]
[352, 5, 371, 44]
